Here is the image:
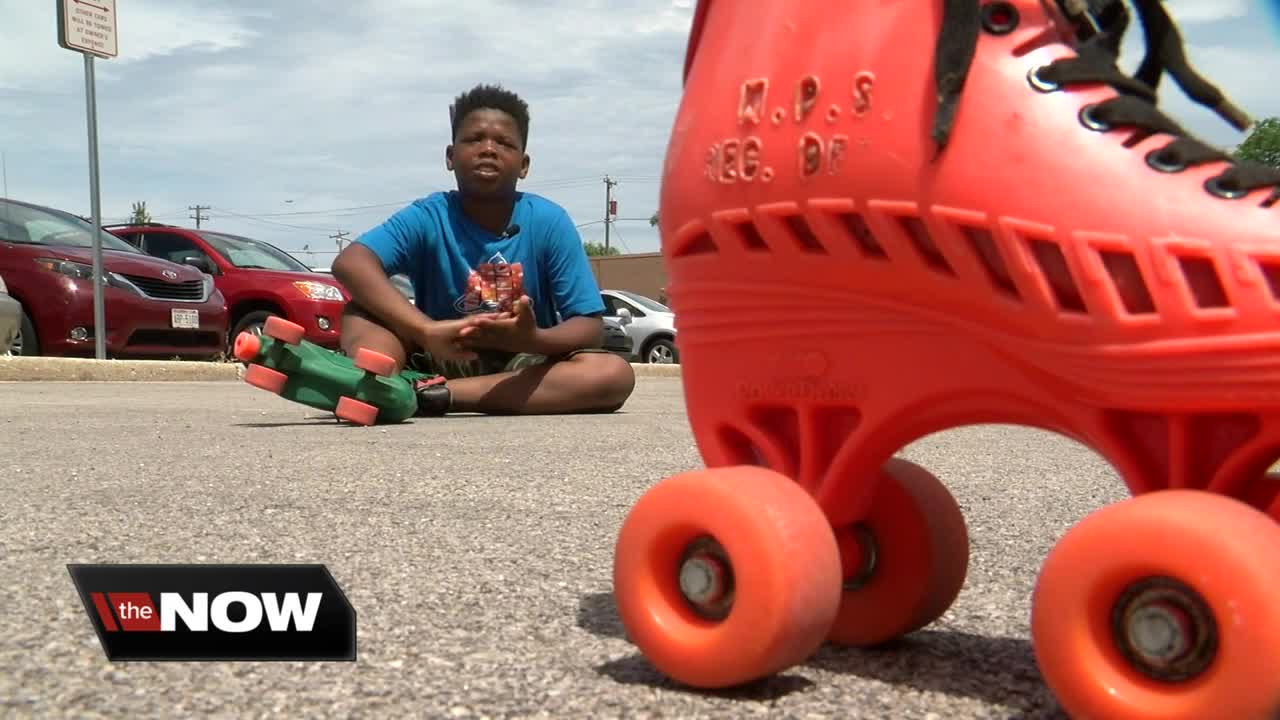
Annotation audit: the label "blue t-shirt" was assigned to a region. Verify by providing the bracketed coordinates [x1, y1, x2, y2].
[353, 191, 605, 328]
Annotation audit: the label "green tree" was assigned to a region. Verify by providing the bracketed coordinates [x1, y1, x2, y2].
[649, 211, 659, 227]
[130, 201, 151, 224]
[1234, 117, 1280, 169]
[583, 241, 620, 257]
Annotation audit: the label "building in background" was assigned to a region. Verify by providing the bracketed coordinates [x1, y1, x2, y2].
[587, 252, 666, 303]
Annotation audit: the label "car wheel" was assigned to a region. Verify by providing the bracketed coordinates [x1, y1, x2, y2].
[10, 307, 38, 356]
[229, 311, 279, 350]
[645, 337, 678, 364]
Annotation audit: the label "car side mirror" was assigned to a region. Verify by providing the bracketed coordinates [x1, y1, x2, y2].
[616, 307, 632, 324]
[181, 255, 218, 275]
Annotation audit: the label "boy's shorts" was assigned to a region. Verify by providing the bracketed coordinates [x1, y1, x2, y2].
[341, 299, 611, 380]
[407, 347, 612, 380]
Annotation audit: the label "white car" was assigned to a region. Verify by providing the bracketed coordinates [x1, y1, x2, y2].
[601, 289, 678, 364]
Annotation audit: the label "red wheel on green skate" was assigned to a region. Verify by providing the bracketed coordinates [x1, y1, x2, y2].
[1031, 490, 1280, 720]
[825, 458, 969, 646]
[263, 315, 305, 345]
[232, 331, 261, 362]
[335, 396, 379, 426]
[352, 347, 397, 377]
[243, 364, 288, 394]
[612, 465, 842, 689]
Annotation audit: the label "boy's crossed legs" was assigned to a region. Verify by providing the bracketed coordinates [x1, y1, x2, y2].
[340, 302, 636, 416]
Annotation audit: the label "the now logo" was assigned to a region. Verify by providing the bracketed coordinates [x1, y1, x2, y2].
[91, 591, 323, 633]
[69, 564, 356, 661]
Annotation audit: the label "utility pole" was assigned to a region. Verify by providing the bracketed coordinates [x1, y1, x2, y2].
[189, 205, 209, 228]
[330, 230, 350, 252]
[603, 175, 618, 251]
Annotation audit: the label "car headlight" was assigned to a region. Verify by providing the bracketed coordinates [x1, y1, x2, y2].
[292, 281, 344, 302]
[34, 257, 139, 294]
[35, 257, 97, 280]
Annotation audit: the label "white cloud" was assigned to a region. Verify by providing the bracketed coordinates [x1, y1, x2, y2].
[0, 1, 263, 90]
[1164, 0, 1248, 24]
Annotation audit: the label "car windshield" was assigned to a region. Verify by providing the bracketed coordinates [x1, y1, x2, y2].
[618, 290, 671, 313]
[199, 231, 311, 271]
[0, 199, 142, 253]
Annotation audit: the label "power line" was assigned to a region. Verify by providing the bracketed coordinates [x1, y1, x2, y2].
[213, 206, 340, 231]
[575, 217, 653, 229]
[608, 223, 632, 254]
[189, 205, 209, 228]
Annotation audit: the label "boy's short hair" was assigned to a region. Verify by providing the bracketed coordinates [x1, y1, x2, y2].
[449, 84, 530, 149]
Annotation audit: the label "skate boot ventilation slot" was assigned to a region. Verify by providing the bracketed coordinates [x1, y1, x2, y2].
[899, 216, 955, 275]
[735, 220, 769, 252]
[674, 207, 1245, 318]
[672, 210, 891, 260]
[841, 213, 887, 259]
[963, 226, 1020, 300]
[1259, 264, 1280, 301]
[781, 214, 825, 254]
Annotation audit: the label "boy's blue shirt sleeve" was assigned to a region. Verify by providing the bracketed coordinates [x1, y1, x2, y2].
[543, 207, 605, 321]
[353, 201, 431, 276]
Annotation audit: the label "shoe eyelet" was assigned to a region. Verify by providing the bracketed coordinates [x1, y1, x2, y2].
[1078, 104, 1111, 132]
[981, 2, 1020, 34]
[1204, 176, 1249, 200]
[1027, 66, 1060, 93]
[1145, 148, 1186, 174]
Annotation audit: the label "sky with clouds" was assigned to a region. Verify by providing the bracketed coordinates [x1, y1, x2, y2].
[1, 0, 1276, 269]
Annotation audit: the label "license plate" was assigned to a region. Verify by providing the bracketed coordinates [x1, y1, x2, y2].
[171, 308, 200, 329]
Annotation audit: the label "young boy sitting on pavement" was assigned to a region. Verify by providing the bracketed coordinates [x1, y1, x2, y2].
[330, 83, 636, 417]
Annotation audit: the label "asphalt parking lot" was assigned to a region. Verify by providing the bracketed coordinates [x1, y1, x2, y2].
[0, 376, 1129, 718]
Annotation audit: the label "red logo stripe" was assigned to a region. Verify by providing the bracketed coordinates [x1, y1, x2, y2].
[90, 592, 119, 632]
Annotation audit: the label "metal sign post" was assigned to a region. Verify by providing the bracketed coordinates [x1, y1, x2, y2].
[57, 0, 118, 360]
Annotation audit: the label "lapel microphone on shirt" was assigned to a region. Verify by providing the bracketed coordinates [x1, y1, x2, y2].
[500, 224, 520, 239]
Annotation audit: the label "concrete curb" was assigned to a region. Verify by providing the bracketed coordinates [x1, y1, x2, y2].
[0, 355, 681, 382]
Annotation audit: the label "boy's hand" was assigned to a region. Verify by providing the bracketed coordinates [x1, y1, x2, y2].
[458, 296, 538, 353]
[416, 317, 484, 362]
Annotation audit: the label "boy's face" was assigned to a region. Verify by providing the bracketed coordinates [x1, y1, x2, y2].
[446, 108, 530, 199]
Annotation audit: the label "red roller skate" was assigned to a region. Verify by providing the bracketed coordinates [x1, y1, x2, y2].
[613, 1, 1280, 717]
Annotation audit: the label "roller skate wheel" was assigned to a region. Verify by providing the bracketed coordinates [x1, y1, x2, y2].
[232, 331, 261, 362]
[825, 457, 969, 647]
[243, 364, 288, 395]
[352, 348, 398, 377]
[335, 396, 379, 426]
[262, 315, 305, 345]
[612, 465, 842, 689]
[1031, 489, 1280, 720]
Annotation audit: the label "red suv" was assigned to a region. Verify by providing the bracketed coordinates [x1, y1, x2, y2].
[107, 223, 350, 349]
[0, 198, 229, 358]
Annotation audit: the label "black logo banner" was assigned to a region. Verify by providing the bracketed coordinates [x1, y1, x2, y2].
[67, 564, 357, 661]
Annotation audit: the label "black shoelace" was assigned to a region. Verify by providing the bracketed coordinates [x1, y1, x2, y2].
[931, 0, 1280, 207]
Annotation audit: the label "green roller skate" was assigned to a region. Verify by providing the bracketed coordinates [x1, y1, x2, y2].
[232, 316, 438, 425]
